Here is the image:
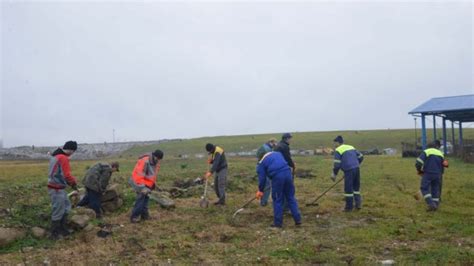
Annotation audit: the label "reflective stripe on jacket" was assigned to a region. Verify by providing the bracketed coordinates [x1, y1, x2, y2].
[333, 144, 363, 175]
[129, 154, 160, 191]
[416, 148, 444, 174]
[257, 152, 291, 192]
[209, 146, 227, 173]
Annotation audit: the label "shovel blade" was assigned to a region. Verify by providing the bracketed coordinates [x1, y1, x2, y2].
[199, 199, 209, 208]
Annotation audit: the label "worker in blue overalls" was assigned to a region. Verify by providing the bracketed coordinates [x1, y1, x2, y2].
[256, 151, 302, 228]
[416, 140, 448, 211]
[331, 135, 364, 212]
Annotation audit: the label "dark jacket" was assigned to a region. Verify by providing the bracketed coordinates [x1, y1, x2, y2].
[274, 140, 295, 169]
[82, 163, 113, 193]
[416, 148, 445, 175]
[209, 146, 227, 173]
[333, 144, 363, 175]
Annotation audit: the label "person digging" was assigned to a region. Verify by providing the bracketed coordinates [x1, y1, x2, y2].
[47, 141, 79, 240]
[204, 143, 228, 206]
[77, 161, 120, 218]
[256, 151, 302, 228]
[129, 150, 164, 223]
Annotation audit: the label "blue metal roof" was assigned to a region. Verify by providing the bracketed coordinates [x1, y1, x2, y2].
[409, 94, 474, 122]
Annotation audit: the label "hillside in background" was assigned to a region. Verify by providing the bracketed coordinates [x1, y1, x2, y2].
[124, 128, 474, 157]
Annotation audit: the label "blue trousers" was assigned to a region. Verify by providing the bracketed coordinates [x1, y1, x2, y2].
[343, 168, 361, 210]
[420, 173, 441, 207]
[131, 193, 150, 220]
[271, 169, 301, 227]
[260, 177, 272, 206]
[77, 188, 102, 217]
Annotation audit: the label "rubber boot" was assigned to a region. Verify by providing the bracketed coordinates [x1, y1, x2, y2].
[49, 220, 61, 240]
[59, 214, 72, 236]
[141, 211, 150, 221]
[344, 196, 353, 212]
[354, 194, 362, 210]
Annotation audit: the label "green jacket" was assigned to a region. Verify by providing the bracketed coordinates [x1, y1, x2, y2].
[82, 163, 113, 192]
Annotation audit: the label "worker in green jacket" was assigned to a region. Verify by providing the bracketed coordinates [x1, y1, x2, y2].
[77, 162, 120, 218]
[256, 138, 278, 206]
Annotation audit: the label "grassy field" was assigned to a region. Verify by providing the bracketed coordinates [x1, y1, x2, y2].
[124, 128, 474, 157]
[0, 129, 473, 264]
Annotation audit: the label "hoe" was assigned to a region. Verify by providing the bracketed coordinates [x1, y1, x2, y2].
[306, 176, 344, 206]
[232, 187, 271, 220]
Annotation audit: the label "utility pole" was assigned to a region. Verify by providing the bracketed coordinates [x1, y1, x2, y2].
[113, 129, 116, 143]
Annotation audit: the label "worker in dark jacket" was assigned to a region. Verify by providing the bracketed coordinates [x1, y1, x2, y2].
[274, 133, 296, 211]
[47, 141, 78, 239]
[256, 138, 278, 206]
[416, 140, 448, 211]
[274, 133, 295, 173]
[77, 162, 120, 218]
[332, 136, 364, 212]
[256, 152, 301, 228]
[204, 143, 228, 205]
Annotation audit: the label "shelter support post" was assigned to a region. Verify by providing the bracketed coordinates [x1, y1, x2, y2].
[442, 117, 447, 155]
[421, 114, 427, 149]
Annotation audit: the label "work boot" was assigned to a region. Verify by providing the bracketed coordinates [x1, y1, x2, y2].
[295, 221, 302, 227]
[141, 212, 150, 221]
[426, 204, 437, 212]
[130, 217, 140, 223]
[343, 208, 353, 212]
[214, 200, 225, 206]
[345, 196, 354, 211]
[354, 195, 362, 210]
[59, 214, 73, 236]
[270, 224, 282, 229]
[49, 220, 62, 240]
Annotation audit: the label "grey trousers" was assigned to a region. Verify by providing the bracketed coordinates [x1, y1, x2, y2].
[214, 168, 227, 204]
[48, 189, 71, 221]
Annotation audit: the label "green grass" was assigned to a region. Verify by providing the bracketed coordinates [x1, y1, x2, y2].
[0, 129, 473, 264]
[124, 128, 474, 157]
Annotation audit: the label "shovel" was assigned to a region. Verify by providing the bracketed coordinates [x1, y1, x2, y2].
[232, 187, 271, 220]
[306, 176, 344, 206]
[199, 178, 210, 208]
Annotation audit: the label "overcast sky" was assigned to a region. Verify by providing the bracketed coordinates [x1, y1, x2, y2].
[1, 1, 472, 147]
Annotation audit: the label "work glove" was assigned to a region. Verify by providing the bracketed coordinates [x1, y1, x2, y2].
[417, 170, 424, 176]
[71, 184, 79, 191]
[330, 173, 336, 182]
[204, 171, 212, 180]
[140, 187, 151, 195]
[207, 158, 213, 165]
[442, 160, 449, 168]
[255, 191, 264, 200]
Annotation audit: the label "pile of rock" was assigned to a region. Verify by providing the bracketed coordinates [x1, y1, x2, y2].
[149, 191, 175, 209]
[0, 227, 26, 247]
[100, 184, 124, 213]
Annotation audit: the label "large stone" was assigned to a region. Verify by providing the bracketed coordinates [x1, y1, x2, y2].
[101, 184, 121, 202]
[69, 214, 91, 230]
[102, 197, 123, 213]
[150, 192, 175, 209]
[31, 227, 46, 238]
[0, 227, 26, 247]
[75, 207, 97, 219]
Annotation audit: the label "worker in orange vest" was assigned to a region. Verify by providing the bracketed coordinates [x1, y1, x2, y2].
[129, 149, 164, 223]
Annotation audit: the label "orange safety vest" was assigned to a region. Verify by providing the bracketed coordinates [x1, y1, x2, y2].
[131, 155, 160, 189]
